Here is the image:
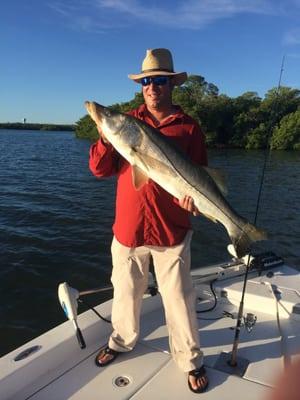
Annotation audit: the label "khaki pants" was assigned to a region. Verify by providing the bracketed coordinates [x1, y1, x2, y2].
[108, 232, 203, 372]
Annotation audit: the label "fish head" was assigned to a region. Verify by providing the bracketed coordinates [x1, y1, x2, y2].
[84, 101, 126, 139]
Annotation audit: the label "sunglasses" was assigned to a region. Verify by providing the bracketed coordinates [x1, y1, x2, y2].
[141, 76, 169, 86]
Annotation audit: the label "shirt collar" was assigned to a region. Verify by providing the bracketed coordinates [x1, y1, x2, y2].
[136, 103, 185, 127]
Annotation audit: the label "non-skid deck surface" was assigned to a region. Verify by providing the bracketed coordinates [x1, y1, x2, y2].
[131, 361, 268, 400]
[24, 340, 269, 400]
[26, 343, 170, 400]
[24, 301, 275, 400]
[139, 298, 284, 386]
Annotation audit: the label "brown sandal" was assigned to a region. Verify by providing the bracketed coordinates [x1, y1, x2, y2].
[95, 346, 119, 367]
[188, 366, 209, 393]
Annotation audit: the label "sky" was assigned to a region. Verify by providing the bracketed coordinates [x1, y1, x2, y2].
[1, 0, 300, 124]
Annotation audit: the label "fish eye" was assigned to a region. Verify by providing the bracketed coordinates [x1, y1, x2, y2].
[104, 108, 121, 120]
[103, 108, 112, 117]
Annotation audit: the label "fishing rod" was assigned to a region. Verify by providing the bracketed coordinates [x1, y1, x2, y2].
[227, 56, 286, 371]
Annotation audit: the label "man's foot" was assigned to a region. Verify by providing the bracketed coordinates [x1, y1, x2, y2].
[95, 346, 119, 367]
[188, 366, 209, 393]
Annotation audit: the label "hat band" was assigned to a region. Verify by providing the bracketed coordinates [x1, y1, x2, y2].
[142, 68, 174, 73]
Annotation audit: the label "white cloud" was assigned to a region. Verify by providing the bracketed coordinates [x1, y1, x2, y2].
[48, 0, 130, 32]
[283, 28, 300, 45]
[96, 0, 277, 29]
[49, 0, 300, 34]
[287, 52, 300, 58]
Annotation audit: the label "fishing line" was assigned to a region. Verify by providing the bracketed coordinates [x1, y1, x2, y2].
[228, 56, 286, 368]
[253, 55, 285, 227]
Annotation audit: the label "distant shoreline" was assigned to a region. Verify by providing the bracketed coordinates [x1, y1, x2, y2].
[0, 123, 75, 131]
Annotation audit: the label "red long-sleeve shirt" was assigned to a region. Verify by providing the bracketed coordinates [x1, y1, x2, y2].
[89, 104, 207, 247]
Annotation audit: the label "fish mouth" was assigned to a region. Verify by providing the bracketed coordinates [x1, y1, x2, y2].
[84, 100, 94, 114]
[85, 101, 104, 123]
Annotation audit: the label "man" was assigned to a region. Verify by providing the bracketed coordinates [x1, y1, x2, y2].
[89, 48, 209, 393]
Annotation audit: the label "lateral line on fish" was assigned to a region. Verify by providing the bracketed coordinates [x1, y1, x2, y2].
[139, 125, 242, 229]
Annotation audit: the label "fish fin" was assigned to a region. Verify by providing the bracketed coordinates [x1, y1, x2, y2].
[132, 166, 149, 190]
[132, 151, 177, 178]
[230, 222, 267, 259]
[142, 154, 177, 177]
[204, 167, 228, 196]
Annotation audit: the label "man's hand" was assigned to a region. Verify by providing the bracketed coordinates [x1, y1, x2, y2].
[97, 126, 109, 143]
[179, 195, 200, 216]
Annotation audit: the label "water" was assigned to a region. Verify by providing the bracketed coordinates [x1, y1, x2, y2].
[0, 129, 299, 357]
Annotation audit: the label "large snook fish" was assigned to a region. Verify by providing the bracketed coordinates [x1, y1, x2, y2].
[85, 101, 266, 258]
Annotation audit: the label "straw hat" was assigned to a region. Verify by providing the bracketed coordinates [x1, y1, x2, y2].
[128, 48, 187, 86]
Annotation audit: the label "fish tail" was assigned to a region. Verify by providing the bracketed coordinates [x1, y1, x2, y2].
[230, 221, 267, 259]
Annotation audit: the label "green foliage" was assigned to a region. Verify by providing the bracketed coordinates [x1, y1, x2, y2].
[246, 123, 269, 149]
[229, 92, 262, 148]
[75, 76, 300, 150]
[110, 92, 144, 113]
[271, 110, 300, 150]
[172, 75, 219, 122]
[205, 132, 218, 147]
[0, 123, 74, 131]
[201, 95, 235, 145]
[75, 93, 144, 141]
[75, 114, 98, 141]
[262, 87, 300, 122]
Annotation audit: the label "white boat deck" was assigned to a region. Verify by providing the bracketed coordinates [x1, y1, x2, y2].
[1, 261, 300, 400]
